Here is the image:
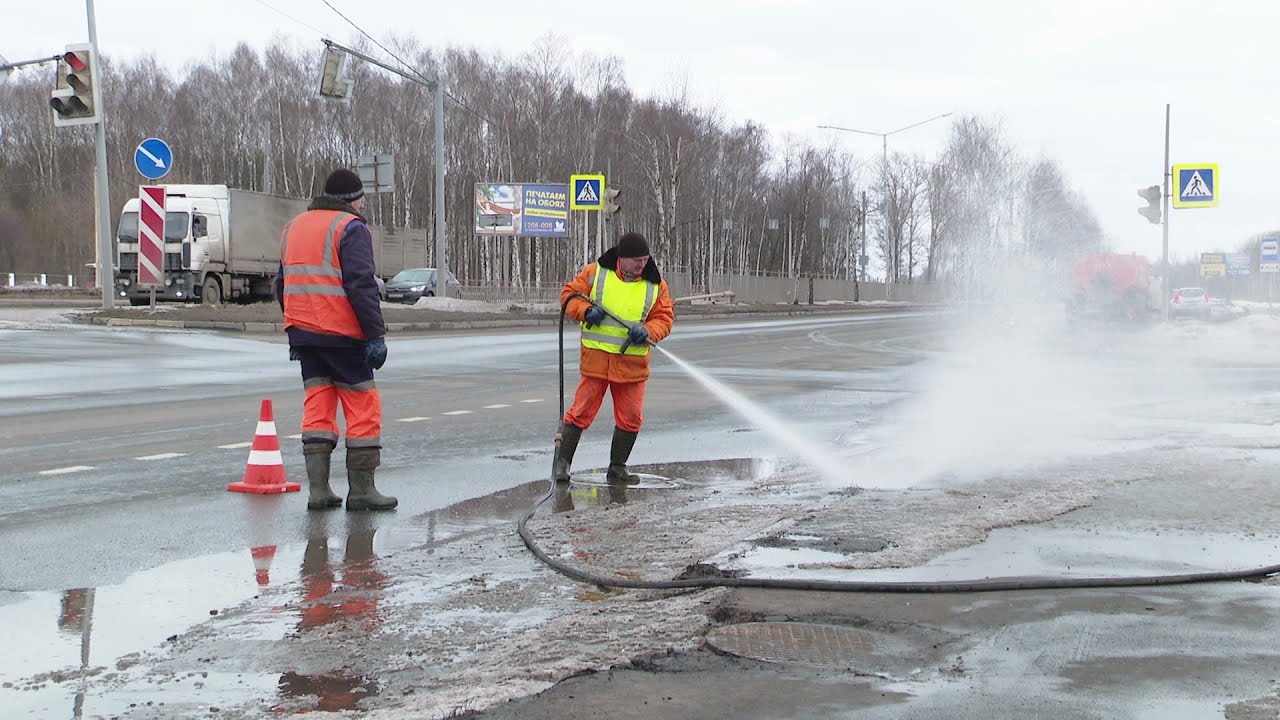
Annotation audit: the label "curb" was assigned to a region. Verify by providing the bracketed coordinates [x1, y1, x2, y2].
[78, 305, 920, 333]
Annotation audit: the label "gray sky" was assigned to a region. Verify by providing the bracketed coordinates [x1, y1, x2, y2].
[9, 0, 1278, 260]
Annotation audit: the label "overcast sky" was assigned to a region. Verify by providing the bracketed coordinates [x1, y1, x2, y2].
[8, 0, 1278, 261]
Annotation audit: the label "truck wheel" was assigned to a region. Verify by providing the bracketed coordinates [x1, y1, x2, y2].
[201, 276, 222, 305]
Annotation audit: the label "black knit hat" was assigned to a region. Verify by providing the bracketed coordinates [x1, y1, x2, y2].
[323, 168, 364, 201]
[616, 232, 650, 258]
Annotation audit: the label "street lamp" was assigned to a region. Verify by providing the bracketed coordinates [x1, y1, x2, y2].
[819, 113, 952, 288]
[818, 112, 953, 167]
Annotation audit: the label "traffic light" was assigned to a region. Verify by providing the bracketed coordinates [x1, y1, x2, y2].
[49, 44, 100, 127]
[604, 186, 621, 217]
[317, 43, 354, 102]
[1137, 185, 1162, 224]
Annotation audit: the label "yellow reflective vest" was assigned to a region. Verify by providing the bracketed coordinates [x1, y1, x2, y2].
[580, 268, 658, 356]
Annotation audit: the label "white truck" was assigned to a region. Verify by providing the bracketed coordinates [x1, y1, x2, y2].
[115, 184, 432, 305]
[115, 185, 306, 305]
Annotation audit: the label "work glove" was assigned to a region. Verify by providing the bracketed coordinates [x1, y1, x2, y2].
[627, 323, 650, 346]
[365, 337, 388, 370]
[289, 346, 300, 362]
[583, 306, 606, 327]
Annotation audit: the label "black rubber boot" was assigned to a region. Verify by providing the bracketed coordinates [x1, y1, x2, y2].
[606, 427, 641, 484]
[345, 448, 398, 511]
[553, 422, 584, 484]
[304, 443, 343, 510]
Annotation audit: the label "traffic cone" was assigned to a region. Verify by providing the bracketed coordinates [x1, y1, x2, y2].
[227, 399, 301, 494]
[250, 545, 276, 586]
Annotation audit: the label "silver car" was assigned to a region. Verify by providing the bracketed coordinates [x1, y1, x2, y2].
[1170, 287, 1211, 320]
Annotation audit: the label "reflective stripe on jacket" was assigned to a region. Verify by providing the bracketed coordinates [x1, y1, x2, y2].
[580, 266, 658, 357]
[561, 262, 675, 384]
[281, 210, 365, 340]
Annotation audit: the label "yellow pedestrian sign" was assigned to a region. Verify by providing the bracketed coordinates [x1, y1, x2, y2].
[570, 174, 605, 211]
[1172, 164, 1218, 208]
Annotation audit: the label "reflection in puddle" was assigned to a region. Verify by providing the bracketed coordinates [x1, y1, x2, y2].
[276, 671, 380, 712]
[297, 515, 385, 635]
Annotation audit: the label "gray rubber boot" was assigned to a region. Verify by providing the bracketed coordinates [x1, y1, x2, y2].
[345, 448, 398, 511]
[304, 443, 343, 510]
[552, 422, 584, 484]
[606, 427, 641, 484]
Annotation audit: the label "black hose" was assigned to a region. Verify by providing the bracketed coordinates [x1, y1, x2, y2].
[520, 297, 1280, 592]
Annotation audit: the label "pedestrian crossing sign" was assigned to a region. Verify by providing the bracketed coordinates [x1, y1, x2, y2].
[570, 174, 605, 211]
[1172, 164, 1218, 208]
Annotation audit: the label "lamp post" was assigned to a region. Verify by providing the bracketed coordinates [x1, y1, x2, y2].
[820, 113, 952, 288]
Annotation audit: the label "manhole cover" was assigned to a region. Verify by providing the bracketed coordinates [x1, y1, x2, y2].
[570, 472, 679, 489]
[705, 622, 878, 667]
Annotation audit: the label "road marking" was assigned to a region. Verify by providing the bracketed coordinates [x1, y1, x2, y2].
[218, 442, 253, 449]
[520, 398, 544, 404]
[39, 465, 94, 476]
[286, 434, 302, 439]
[34, 394, 71, 400]
[397, 416, 430, 422]
[483, 404, 511, 409]
[442, 410, 472, 416]
[135, 452, 187, 461]
[102, 389, 128, 395]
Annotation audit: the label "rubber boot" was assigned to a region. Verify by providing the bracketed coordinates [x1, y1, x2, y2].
[553, 422, 584, 484]
[606, 427, 641, 484]
[304, 443, 343, 510]
[344, 448, 398, 511]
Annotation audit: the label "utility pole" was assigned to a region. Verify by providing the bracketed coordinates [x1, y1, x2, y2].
[321, 40, 448, 298]
[1162, 103, 1171, 322]
[87, 0, 113, 307]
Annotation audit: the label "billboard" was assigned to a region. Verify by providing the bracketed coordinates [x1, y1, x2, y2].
[474, 182, 569, 238]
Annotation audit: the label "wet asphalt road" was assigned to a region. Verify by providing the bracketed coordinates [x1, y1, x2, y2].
[0, 309, 937, 591]
[12, 307, 1280, 719]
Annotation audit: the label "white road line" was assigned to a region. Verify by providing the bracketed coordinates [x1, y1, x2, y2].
[218, 442, 253, 449]
[135, 452, 187, 461]
[286, 434, 302, 439]
[483, 404, 511, 409]
[39, 465, 95, 476]
[442, 410, 472, 416]
[397, 416, 430, 422]
[520, 398, 544, 404]
[34, 394, 71, 400]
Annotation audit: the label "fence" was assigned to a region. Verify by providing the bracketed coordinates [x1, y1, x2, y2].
[3, 272, 78, 288]
[454, 270, 950, 306]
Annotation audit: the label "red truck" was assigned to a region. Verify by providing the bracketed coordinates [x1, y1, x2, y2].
[1066, 253, 1155, 323]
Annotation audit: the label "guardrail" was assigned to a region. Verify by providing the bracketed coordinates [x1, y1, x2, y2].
[3, 273, 77, 288]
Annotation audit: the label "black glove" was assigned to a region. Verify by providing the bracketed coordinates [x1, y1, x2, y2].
[366, 337, 388, 370]
[288, 346, 300, 362]
[584, 306, 606, 327]
[627, 324, 650, 346]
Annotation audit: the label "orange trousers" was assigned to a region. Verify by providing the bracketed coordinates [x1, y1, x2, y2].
[564, 376, 646, 432]
[297, 347, 382, 448]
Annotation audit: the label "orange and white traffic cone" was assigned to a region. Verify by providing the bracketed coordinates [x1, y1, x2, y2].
[250, 545, 276, 586]
[227, 399, 301, 494]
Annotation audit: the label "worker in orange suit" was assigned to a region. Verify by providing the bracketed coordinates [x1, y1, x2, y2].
[554, 232, 674, 484]
[273, 168, 395, 512]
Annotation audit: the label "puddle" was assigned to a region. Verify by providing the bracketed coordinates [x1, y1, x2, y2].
[275, 671, 381, 713]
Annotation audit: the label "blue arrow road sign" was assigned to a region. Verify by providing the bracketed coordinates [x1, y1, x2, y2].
[134, 137, 172, 180]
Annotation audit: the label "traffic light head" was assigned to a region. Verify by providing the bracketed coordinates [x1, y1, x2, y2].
[1137, 184, 1162, 225]
[604, 186, 621, 216]
[49, 44, 100, 127]
[317, 44, 354, 102]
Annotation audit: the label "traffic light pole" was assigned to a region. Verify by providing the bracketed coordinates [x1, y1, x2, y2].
[87, 0, 113, 308]
[323, 40, 448, 298]
[1162, 103, 1171, 322]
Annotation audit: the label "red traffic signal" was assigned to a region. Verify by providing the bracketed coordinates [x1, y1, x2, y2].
[49, 44, 99, 127]
[62, 50, 87, 73]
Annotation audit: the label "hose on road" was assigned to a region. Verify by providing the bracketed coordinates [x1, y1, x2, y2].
[519, 296, 1280, 593]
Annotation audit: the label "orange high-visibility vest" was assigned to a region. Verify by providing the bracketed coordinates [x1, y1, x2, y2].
[280, 210, 365, 339]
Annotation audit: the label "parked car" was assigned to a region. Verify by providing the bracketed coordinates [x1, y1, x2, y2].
[1170, 287, 1211, 320]
[383, 268, 461, 304]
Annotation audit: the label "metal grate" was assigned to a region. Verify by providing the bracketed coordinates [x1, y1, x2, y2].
[704, 622, 878, 667]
